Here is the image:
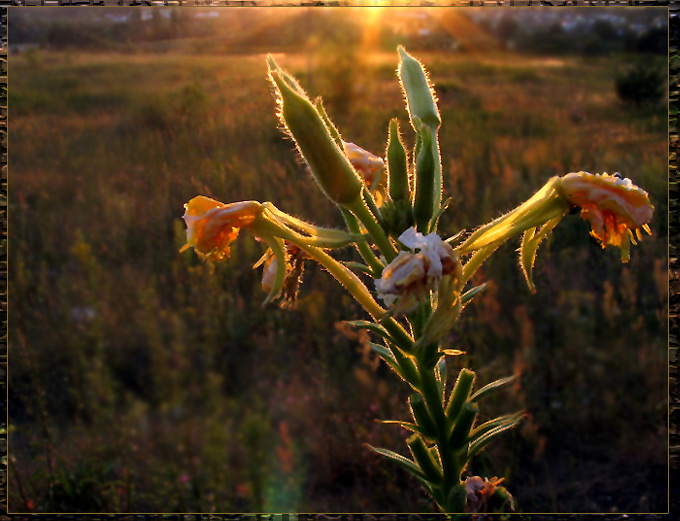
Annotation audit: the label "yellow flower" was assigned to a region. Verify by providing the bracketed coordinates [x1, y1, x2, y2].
[180, 196, 263, 262]
[558, 172, 654, 262]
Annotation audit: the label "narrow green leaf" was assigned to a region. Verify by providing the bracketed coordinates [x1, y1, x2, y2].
[368, 342, 403, 376]
[469, 374, 516, 403]
[430, 197, 452, 228]
[460, 283, 488, 306]
[469, 411, 525, 441]
[366, 444, 427, 480]
[345, 262, 374, 275]
[376, 419, 423, 434]
[467, 417, 523, 460]
[369, 341, 395, 361]
[345, 320, 394, 342]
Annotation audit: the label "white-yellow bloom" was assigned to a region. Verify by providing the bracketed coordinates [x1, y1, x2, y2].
[376, 228, 458, 314]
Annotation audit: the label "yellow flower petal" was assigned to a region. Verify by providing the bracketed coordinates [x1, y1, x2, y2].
[559, 172, 654, 261]
[182, 196, 263, 262]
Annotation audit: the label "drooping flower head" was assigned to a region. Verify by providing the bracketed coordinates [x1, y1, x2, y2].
[375, 228, 459, 314]
[558, 171, 654, 262]
[181, 196, 263, 262]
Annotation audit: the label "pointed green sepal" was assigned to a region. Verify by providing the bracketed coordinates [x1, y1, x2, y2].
[519, 215, 562, 293]
[314, 97, 344, 149]
[259, 235, 287, 306]
[413, 120, 436, 233]
[387, 118, 410, 203]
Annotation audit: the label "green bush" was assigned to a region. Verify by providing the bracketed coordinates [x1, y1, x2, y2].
[615, 62, 664, 107]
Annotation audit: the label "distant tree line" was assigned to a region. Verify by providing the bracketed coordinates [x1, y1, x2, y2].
[484, 14, 667, 56]
[11, 8, 193, 49]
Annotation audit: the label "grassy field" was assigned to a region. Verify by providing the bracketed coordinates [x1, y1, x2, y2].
[9, 34, 668, 513]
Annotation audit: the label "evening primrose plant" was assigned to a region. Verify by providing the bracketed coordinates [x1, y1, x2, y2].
[180, 47, 654, 514]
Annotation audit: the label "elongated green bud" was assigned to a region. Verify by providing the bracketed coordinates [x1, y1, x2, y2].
[409, 394, 437, 440]
[269, 65, 362, 207]
[407, 434, 442, 484]
[445, 369, 475, 422]
[449, 402, 478, 449]
[387, 119, 410, 202]
[398, 46, 441, 130]
[413, 121, 435, 233]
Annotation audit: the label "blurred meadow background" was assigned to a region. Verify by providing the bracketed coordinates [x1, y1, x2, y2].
[9, 6, 668, 513]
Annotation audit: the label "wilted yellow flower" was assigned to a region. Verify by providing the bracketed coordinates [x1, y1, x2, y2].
[181, 196, 263, 262]
[558, 172, 654, 262]
[344, 141, 388, 205]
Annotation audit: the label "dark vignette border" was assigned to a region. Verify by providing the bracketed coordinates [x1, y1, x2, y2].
[0, 2, 6, 519]
[0, 1, 675, 520]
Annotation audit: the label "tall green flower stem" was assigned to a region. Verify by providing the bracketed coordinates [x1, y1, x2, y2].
[340, 207, 384, 277]
[346, 195, 398, 263]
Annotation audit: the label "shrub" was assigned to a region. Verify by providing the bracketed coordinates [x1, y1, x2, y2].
[615, 62, 664, 107]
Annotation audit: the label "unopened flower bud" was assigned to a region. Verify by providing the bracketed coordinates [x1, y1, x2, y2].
[269, 61, 363, 207]
[398, 46, 441, 130]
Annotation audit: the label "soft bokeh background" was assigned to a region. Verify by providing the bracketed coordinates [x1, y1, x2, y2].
[9, 6, 668, 513]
